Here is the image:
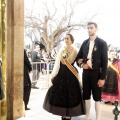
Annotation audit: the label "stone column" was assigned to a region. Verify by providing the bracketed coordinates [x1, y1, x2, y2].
[0, 0, 7, 120]
[7, 0, 24, 119]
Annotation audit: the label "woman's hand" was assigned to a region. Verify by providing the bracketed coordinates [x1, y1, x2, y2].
[78, 59, 83, 64]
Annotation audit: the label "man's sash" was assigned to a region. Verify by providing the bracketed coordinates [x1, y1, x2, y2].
[109, 60, 120, 76]
[63, 58, 78, 79]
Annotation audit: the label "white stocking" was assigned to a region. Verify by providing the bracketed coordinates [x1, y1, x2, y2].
[85, 100, 91, 120]
[95, 101, 101, 120]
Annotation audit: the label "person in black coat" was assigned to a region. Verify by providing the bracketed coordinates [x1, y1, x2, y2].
[76, 22, 108, 120]
[24, 49, 32, 110]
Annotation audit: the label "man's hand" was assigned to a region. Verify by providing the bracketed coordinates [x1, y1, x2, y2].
[97, 79, 105, 87]
[82, 64, 89, 69]
[78, 59, 83, 64]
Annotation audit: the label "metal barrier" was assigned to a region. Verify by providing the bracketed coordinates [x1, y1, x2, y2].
[30, 59, 55, 89]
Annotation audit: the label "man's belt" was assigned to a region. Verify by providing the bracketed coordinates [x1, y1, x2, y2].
[85, 68, 100, 70]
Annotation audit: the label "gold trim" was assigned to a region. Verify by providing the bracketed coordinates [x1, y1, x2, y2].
[64, 58, 78, 79]
[109, 61, 120, 76]
[0, 0, 7, 119]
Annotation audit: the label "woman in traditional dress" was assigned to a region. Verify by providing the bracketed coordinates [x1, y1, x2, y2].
[102, 50, 120, 104]
[43, 34, 85, 120]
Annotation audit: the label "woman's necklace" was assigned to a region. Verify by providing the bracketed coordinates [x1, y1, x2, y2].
[65, 47, 73, 56]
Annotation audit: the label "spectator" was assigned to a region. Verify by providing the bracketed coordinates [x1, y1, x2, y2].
[31, 44, 41, 89]
[23, 50, 32, 110]
[102, 50, 120, 104]
[107, 44, 114, 58]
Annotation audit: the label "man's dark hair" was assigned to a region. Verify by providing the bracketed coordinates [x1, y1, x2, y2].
[87, 22, 98, 28]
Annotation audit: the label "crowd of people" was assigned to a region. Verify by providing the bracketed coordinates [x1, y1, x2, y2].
[23, 21, 120, 120]
[23, 43, 56, 110]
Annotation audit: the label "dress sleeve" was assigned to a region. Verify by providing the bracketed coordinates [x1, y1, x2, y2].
[51, 50, 61, 78]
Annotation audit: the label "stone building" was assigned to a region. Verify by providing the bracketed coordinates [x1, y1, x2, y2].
[0, 0, 24, 120]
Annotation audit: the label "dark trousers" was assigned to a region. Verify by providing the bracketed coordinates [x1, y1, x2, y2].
[32, 70, 39, 86]
[82, 69, 101, 101]
[23, 86, 31, 108]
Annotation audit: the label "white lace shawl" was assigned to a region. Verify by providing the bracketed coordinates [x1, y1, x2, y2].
[51, 46, 78, 78]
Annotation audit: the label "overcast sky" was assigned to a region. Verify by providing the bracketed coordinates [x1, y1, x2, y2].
[25, 0, 120, 47]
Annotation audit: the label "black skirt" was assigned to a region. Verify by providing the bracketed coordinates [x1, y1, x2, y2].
[102, 67, 118, 95]
[43, 62, 85, 116]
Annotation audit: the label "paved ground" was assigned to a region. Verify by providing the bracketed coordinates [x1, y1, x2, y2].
[17, 74, 119, 120]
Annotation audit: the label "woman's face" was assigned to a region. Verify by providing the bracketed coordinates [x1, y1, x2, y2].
[110, 51, 116, 59]
[64, 35, 72, 46]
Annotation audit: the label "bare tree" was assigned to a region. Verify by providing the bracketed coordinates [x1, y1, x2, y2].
[24, 27, 40, 50]
[25, 0, 97, 54]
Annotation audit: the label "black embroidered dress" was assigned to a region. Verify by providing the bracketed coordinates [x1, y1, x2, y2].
[43, 47, 85, 116]
[102, 58, 118, 95]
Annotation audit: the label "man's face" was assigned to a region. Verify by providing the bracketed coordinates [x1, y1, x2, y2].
[87, 24, 97, 36]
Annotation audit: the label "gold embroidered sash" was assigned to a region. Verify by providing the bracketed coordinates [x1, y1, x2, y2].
[109, 60, 120, 76]
[63, 58, 78, 79]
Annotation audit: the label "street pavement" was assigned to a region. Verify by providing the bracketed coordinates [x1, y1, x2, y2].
[17, 74, 119, 120]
